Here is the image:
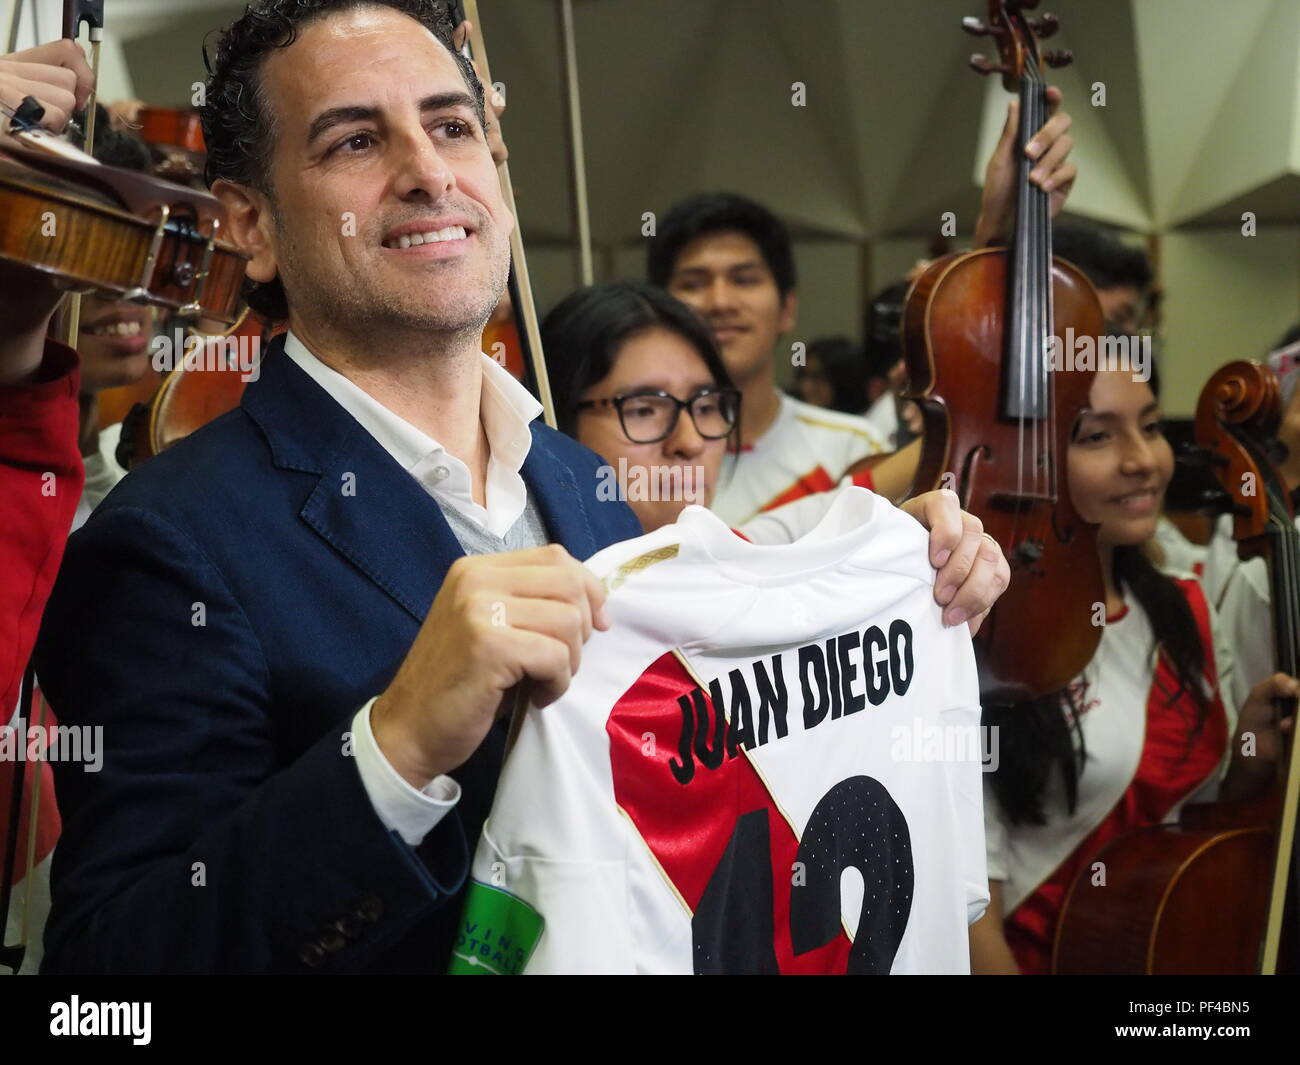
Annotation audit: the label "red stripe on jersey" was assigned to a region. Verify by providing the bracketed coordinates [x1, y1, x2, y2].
[606, 650, 852, 973]
[760, 466, 837, 514]
[849, 469, 875, 492]
[1005, 579, 1228, 973]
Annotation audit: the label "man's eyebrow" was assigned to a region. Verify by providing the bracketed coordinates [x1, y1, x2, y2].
[306, 92, 480, 147]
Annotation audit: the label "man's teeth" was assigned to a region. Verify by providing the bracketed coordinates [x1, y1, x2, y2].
[385, 225, 467, 249]
[85, 321, 143, 337]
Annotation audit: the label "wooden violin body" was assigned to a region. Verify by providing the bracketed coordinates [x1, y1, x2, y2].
[1053, 818, 1275, 974]
[905, 249, 1105, 700]
[0, 130, 245, 324]
[136, 106, 206, 185]
[903, 0, 1105, 702]
[117, 314, 273, 468]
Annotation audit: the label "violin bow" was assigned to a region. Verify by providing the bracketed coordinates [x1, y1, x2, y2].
[454, 0, 556, 428]
[57, 0, 102, 347]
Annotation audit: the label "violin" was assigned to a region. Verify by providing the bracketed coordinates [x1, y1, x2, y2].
[116, 314, 276, 468]
[135, 106, 206, 186]
[0, 127, 246, 325]
[901, 0, 1105, 701]
[1053, 360, 1298, 974]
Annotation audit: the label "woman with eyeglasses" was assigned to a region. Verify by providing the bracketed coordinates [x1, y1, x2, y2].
[542, 281, 742, 535]
[540, 281, 1011, 640]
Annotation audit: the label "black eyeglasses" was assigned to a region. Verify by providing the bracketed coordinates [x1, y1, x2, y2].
[576, 388, 740, 444]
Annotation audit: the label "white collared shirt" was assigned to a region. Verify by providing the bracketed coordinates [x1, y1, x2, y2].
[284, 330, 542, 536]
[283, 331, 543, 846]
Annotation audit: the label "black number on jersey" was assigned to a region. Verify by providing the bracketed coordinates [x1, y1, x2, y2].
[691, 775, 914, 974]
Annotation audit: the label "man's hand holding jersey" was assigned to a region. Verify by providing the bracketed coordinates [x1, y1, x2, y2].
[372, 493, 1006, 787]
[371, 544, 610, 788]
[900, 489, 1010, 636]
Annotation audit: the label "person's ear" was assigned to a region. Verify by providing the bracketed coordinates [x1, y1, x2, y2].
[778, 289, 798, 334]
[212, 179, 278, 285]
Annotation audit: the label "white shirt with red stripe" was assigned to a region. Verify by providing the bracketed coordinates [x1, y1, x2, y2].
[983, 579, 1242, 973]
[454, 487, 987, 974]
[710, 392, 887, 526]
[1204, 511, 1296, 695]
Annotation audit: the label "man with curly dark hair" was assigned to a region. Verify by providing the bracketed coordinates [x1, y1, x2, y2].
[34, 1, 642, 974]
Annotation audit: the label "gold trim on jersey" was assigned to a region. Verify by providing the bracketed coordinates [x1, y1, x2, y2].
[792, 412, 886, 449]
[604, 544, 680, 594]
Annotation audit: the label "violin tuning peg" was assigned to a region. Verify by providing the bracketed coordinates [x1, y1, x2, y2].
[1043, 49, 1073, 69]
[969, 54, 1007, 76]
[961, 16, 991, 36]
[1028, 13, 1060, 39]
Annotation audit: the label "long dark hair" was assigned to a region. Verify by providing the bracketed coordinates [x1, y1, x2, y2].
[984, 343, 1212, 833]
[985, 544, 1212, 825]
[541, 280, 742, 455]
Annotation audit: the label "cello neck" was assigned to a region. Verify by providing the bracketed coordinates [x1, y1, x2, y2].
[1267, 500, 1300, 685]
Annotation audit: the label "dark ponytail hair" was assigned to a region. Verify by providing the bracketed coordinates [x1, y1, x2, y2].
[984, 544, 1211, 825]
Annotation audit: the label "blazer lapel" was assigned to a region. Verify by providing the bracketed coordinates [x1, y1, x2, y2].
[520, 427, 600, 562]
[241, 338, 604, 623]
[243, 338, 466, 624]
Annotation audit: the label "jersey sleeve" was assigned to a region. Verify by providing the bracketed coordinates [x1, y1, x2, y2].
[1197, 591, 1245, 797]
[1215, 558, 1272, 696]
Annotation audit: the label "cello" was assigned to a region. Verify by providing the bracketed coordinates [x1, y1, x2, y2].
[902, 0, 1105, 701]
[1052, 360, 1299, 974]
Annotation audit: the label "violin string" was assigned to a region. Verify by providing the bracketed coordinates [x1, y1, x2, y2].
[1039, 65, 1055, 516]
[1032, 62, 1045, 509]
[1027, 54, 1048, 553]
[1279, 502, 1299, 678]
[1015, 71, 1031, 523]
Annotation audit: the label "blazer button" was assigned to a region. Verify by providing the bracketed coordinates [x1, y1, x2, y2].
[299, 942, 327, 969]
[354, 894, 383, 923]
[332, 914, 364, 940]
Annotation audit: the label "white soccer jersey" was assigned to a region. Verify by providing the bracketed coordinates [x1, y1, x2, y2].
[451, 487, 987, 975]
[710, 392, 887, 526]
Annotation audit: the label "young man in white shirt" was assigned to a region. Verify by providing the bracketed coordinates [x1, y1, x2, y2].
[646, 104, 1079, 524]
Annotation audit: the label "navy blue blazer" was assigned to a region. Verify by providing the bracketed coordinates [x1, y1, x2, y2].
[34, 336, 643, 973]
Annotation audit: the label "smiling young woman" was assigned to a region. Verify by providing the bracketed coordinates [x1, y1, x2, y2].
[969, 367, 1299, 974]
